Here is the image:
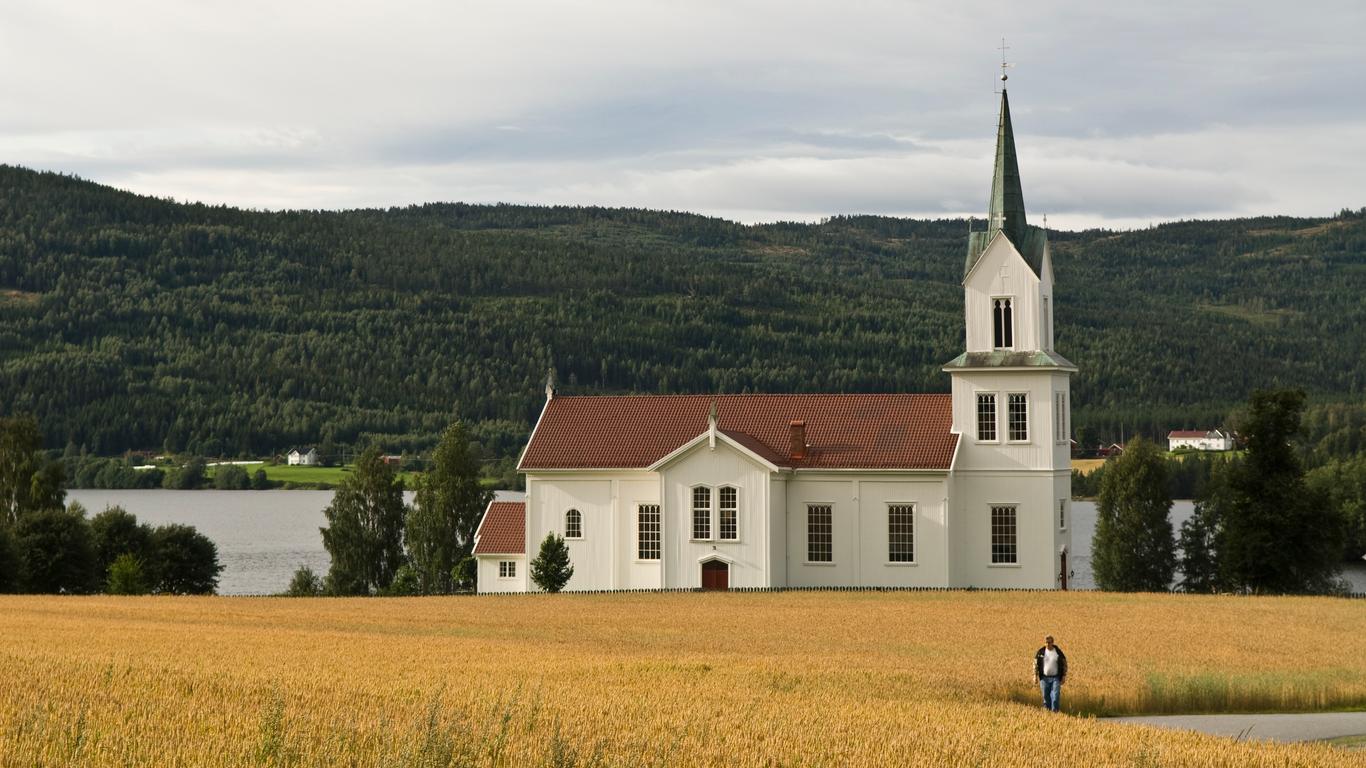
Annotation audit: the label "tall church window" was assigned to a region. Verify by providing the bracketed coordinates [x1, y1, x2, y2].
[565, 509, 582, 539]
[718, 486, 738, 540]
[888, 504, 915, 563]
[976, 394, 997, 442]
[1043, 297, 1052, 351]
[637, 504, 660, 560]
[991, 505, 1017, 564]
[992, 298, 1014, 349]
[807, 504, 832, 562]
[1054, 392, 1068, 444]
[691, 486, 711, 540]
[1008, 393, 1029, 441]
[1059, 499, 1067, 530]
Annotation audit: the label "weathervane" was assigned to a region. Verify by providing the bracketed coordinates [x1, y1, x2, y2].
[997, 37, 1014, 93]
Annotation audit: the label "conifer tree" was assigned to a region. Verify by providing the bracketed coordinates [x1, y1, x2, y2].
[1206, 390, 1343, 593]
[1177, 497, 1221, 593]
[530, 533, 574, 593]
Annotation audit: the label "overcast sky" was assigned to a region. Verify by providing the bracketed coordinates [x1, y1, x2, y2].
[2, 1, 1362, 230]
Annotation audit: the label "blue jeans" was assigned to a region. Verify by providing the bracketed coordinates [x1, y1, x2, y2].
[1040, 676, 1061, 711]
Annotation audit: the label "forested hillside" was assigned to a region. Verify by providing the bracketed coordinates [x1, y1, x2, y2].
[1, 165, 1363, 463]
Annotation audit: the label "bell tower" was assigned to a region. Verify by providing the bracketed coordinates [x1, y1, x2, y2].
[943, 72, 1076, 589]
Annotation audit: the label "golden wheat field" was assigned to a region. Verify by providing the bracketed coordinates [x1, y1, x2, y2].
[2, 590, 1365, 767]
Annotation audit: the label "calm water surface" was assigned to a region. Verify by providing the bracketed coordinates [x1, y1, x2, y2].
[67, 492, 1364, 595]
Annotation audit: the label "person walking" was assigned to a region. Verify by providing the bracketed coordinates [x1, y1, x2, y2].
[1034, 635, 1067, 712]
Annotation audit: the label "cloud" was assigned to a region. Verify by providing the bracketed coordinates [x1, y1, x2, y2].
[0, 0, 1362, 228]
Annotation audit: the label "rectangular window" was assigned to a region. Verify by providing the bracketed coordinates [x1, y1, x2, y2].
[976, 393, 997, 442]
[1054, 392, 1068, 444]
[1059, 498, 1067, 530]
[637, 504, 661, 560]
[1054, 392, 1062, 442]
[888, 504, 915, 563]
[1008, 393, 1028, 441]
[1061, 392, 1068, 441]
[991, 505, 1017, 564]
[993, 297, 1014, 349]
[718, 486, 738, 540]
[1043, 297, 1051, 351]
[499, 560, 516, 578]
[691, 486, 711, 540]
[807, 504, 832, 562]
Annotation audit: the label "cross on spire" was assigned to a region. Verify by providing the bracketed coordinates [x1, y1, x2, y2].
[998, 37, 1013, 84]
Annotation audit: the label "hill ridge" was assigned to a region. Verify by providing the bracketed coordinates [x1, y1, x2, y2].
[1, 164, 1363, 462]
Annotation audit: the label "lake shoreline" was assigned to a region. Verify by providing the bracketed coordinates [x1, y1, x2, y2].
[65, 491, 1364, 596]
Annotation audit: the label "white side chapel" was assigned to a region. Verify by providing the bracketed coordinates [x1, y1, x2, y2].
[474, 87, 1076, 592]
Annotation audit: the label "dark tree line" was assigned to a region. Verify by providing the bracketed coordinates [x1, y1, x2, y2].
[2, 166, 1364, 465]
[0, 416, 222, 594]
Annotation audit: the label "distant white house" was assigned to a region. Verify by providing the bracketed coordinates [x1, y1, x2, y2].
[287, 447, 320, 466]
[1167, 430, 1233, 452]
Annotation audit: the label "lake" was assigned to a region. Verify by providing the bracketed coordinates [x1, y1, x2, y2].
[67, 491, 1366, 595]
[67, 489, 517, 595]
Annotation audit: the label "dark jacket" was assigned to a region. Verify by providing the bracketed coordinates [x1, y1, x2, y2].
[1034, 646, 1067, 682]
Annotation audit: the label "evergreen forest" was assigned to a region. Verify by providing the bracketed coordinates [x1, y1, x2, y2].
[1, 165, 1364, 466]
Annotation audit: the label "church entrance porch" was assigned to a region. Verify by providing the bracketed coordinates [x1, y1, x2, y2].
[701, 560, 729, 590]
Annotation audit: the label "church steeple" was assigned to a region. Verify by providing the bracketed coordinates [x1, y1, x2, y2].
[964, 86, 1045, 280]
[987, 89, 1028, 249]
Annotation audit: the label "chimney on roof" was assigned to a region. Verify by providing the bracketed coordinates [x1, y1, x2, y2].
[789, 420, 807, 461]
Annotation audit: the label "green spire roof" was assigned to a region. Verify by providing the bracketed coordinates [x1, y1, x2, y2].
[988, 89, 1027, 247]
[964, 88, 1047, 279]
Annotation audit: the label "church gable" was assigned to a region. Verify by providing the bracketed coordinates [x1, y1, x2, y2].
[964, 230, 1041, 295]
[647, 428, 783, 473]
[962, 231, 1047, 355]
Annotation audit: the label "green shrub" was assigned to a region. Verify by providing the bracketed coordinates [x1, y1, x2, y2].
[107, 553, 150, 595]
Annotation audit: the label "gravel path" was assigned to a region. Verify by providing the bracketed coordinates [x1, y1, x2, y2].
[1111, 712, 1366, 744]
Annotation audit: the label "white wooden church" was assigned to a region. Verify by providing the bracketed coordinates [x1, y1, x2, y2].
[474, 87, 1076, 592]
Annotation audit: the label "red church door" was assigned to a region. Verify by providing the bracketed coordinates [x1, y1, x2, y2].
[701, 560, 729, 590]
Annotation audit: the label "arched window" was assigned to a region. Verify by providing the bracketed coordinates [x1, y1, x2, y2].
[718, 486, 738, 540]
[565, 508, 582, 539]
[993, 297, 1014, 349]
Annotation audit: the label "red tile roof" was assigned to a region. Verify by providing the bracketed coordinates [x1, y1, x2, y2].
[473, 501, 525, 555]
[519, 394, 957, 471]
